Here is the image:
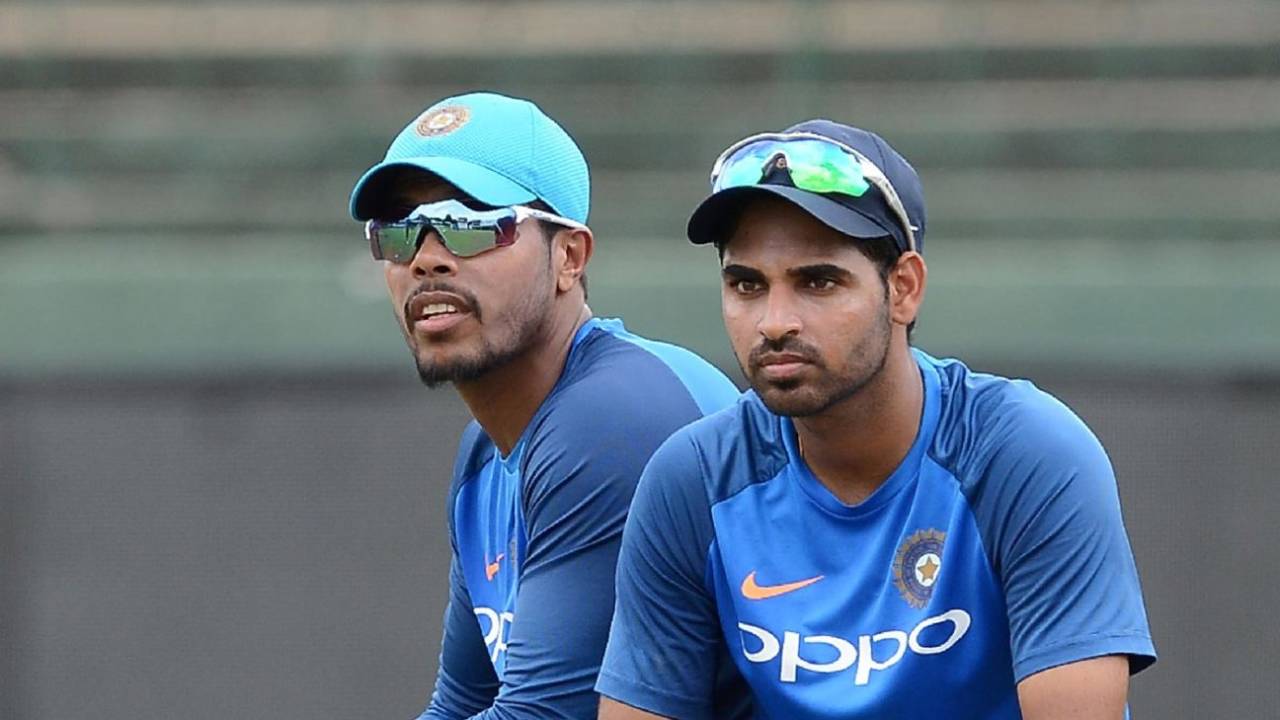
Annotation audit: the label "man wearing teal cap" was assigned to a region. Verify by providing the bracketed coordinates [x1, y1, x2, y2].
[350, 92, 739, 719]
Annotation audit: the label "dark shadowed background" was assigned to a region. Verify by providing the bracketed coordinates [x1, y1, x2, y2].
[3, 1, 1279, 718]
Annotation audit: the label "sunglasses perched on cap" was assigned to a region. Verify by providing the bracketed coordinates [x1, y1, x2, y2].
[710, 132, 918, 252]
[365, 199, 586, 262]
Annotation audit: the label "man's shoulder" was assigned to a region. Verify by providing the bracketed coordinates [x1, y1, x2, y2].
[925, 353, 1110, 494]
[565, 318, 740, 415]
[640, 391, 791, 506]
[673, 389, 784, 456]
[533, 323, 736, 441]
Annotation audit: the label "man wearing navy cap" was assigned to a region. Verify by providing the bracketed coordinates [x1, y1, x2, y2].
[350, 92, 739, 719]
[596, 121, 1156, 719]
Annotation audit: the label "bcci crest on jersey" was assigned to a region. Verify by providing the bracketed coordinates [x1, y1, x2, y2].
[893, 529, 946, 609]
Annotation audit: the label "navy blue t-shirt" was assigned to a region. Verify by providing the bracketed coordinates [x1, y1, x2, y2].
[419, 317, 740, 719]
[598, 350, 1156, 719]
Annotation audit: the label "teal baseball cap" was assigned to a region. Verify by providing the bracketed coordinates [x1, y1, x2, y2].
[349, 92, 590, 223]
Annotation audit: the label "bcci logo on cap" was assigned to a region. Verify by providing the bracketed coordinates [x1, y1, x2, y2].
[416, 105, 471, 137]
[893, 528, 945, 609]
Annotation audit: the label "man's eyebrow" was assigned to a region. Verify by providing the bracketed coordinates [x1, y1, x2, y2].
[788, 263, 854, 281]
[721, 264, 765, 281]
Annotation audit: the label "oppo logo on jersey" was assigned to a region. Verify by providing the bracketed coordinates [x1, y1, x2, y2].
[475, 607, 514, 664]
[738, 609, 972, 684]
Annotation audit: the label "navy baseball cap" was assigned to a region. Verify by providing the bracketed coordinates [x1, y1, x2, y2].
[687, 119, 926, 253]
[349, 92, 590, 223]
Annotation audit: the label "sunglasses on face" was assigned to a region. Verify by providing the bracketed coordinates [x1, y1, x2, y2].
[710, 132, 918, 252]
[365, 199, 587, 262]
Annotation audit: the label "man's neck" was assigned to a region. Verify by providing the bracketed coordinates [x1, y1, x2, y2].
[793, 342, 924, 506]
[454, 304, 592, 457]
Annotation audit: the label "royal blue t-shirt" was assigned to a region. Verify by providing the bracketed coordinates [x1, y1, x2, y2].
[419, 317, 740, 720]
[598, 350, 1156, 719]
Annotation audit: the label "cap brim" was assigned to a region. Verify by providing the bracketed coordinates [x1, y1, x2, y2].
[349, 157, 538, 220]
[686, 185, 895, 245]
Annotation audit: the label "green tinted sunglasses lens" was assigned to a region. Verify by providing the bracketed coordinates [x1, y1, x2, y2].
[439, 227, 501, 257]
[717, 143, 777, 190]
[717, 139, 871, 197]
[783, 139, 875, 196]
[784, 140, 871, 197]
[378, 225, 421, 262]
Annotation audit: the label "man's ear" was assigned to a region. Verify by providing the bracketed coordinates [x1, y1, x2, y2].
[555, 227, 594, 294]
[889, 251, 927, 327]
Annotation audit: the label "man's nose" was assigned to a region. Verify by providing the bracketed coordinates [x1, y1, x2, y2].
[408, 229, 458, 279]
[757, 288, 802, 341]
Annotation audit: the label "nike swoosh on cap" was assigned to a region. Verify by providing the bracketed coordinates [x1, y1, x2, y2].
[740, 570, 824, 600]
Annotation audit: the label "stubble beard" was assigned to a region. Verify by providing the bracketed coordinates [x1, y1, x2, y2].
[408, 267, 556, 389]
[745, 297, 893, 418]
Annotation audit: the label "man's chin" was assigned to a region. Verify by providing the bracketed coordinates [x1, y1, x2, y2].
[413, 353, 491, 389]
[411, 338, 532, 389]
[415, 368, 453, 389]
[752, 382, 832, 418]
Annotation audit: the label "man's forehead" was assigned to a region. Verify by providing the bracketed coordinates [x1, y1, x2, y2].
[721, 225, 862, 266]
[724, 196, 855, 246]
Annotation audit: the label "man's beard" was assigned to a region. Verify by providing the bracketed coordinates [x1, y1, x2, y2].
[743, 295, 893, 418]
[406, 270, 555, 389]
[414, 324, 544, 388]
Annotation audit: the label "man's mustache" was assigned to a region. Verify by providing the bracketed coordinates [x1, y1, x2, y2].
[748, 336, 821, 368]
[403, 281, 483, 322]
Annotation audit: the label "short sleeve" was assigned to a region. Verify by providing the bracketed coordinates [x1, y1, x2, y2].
[968, 392, 1157, 682]
[596, 433, 726, 720]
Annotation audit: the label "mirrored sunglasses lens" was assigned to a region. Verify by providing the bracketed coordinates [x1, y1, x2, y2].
[783, 140, 870, 197]
[717, 143, 777, 190]
[495, 216, 519, 245]
[439, 228, 501, 257]
[372, 224, 422, 262]
[716, 139, 870, 197]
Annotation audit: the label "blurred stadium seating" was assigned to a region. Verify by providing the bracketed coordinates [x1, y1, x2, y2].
[2, 0, 1278, 374]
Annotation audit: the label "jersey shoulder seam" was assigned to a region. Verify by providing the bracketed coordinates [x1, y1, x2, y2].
[584, 325, 705, 409]
[694, 405, 792, 509]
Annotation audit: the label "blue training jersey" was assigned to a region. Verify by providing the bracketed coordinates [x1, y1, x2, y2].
[421, 317, 740, 720]
[598, 350, 1156, 719]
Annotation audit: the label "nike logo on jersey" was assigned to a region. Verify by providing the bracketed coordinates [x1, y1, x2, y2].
[741, 570, 824, 600]
[485, 553, 504, 581]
